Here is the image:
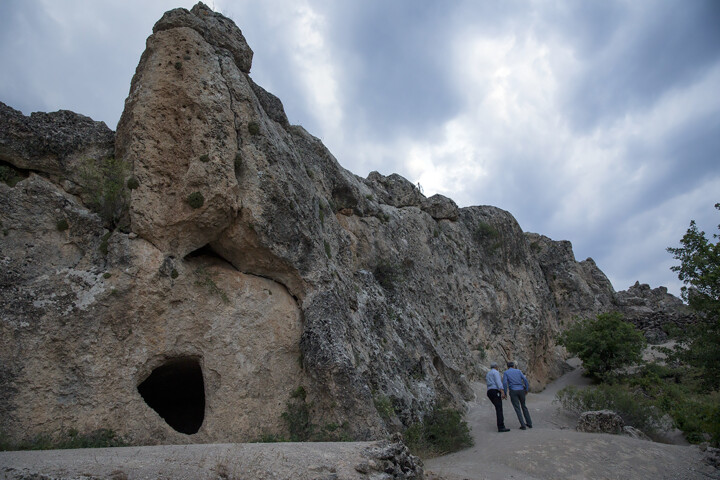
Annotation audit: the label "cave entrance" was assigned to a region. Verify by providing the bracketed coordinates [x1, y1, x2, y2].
[137, 357, 205, 435]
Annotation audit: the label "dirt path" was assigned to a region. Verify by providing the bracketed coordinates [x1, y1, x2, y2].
[0, 441, 392, 479]
[424, 359, 718, 480]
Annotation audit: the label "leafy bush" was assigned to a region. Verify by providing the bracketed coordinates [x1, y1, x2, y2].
[558, 312, 646, 380]
[79, 157, 131, 229]
[281, 386, 313, 441]
[248, 121, 260, 135]
[474, 221, 499, 242]
[670, 393, 720, 444]
[554, 384, 663, 435]
[56, 218, 69, 231]
[556, 364, 720, 445]
[126, 176, 139, 190]
[629, 363, 719, 445]
[186, 191, 204, 209]
[0, 164, 23, 187]
[373, 394, 394, 420]
[373, 260, 403, 291]
[99, 231, 112, 256]
[404, 407, 473, 458]
[199, 154, 210, 163]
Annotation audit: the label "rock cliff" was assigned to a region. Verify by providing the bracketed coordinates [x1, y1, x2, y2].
[0, 3, 695, 446]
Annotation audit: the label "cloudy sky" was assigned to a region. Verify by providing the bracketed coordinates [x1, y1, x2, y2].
[1, 0, 719, 297]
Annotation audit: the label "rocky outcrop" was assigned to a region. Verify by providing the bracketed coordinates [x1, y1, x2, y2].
[527, 234, 697, 341]
[525, 233, 616, 326]
[0, 2, 693, 447]
[615, 282, 696, 342]
[357, 438, 424, 479]
[577, 410, 624, 434]
[0, 101, 114, 193]
[576, 411, 652, 441]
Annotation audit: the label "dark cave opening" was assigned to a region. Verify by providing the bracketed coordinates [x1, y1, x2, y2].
[184, 243, 224, 261]
[137, 357, 205, 435]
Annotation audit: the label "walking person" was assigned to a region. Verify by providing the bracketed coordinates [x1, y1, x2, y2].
[503, 361, 533, 430]
[486, 362, 510, 432]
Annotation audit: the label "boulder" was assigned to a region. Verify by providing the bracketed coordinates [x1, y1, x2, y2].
[421, 194, 459, 221]
[622, 425, 651, 441]
[577, 410, 624, 434]
[0, 101, 114, 189]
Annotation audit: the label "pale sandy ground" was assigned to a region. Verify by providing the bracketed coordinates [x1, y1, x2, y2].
[0, 441, 383, 479]
[424, 358, 719, 480]
[1, 358, 718, 479]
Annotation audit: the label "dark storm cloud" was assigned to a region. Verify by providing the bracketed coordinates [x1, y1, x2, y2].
[559, 0, 720, 132]
[662, 111, 720, 190]
[325, 1, 462, 141]
[618, 107, 720, 213]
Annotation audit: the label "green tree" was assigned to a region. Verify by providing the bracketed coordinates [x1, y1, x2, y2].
[667, 203, 720, 389]
[79, 157, 131, 229]
[558, 312, 646, 380]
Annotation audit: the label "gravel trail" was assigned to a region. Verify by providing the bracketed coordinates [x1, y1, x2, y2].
[425, 360, 718, 480]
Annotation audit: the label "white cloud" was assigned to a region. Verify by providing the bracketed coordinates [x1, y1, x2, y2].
[286, 3, 344, 147]
[603, 176, 720, 293]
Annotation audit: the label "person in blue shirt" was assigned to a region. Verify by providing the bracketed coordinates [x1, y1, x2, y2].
[502, 361, 533, 430]
[486, 362, 510, 432]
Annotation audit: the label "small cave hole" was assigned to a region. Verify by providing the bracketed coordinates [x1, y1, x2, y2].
[433, 356, 442, 371]
[137, 357, 205, 435]
[185, 244, 224, 261]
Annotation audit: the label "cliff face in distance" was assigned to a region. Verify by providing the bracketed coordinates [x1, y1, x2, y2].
[0, 3, 694, 446]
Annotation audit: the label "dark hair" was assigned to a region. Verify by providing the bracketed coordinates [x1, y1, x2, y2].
[507, 361, 515, 368]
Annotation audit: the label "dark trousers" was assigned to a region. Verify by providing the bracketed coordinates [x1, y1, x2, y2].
[486, 389, 505, 430]
[509, 389, 532, 427]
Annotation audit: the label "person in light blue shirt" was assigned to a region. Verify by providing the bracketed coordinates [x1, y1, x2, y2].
[503, 361, 533, 430]
[486, 362, 509, 432]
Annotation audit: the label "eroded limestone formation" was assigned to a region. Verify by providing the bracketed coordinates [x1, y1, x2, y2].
[0, 2, 694, 446]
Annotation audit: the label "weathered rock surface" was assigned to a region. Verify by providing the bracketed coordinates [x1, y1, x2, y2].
[623, 425, 652, 441]
[576, 410, 624, 434]
[0, 101, 114, 191]
[527, 233, 697, 341]
[577, 411, 654, 441]
[615, 281, 697, 342]
[525, 232, 616, 326]
[0, 2, 695, 447]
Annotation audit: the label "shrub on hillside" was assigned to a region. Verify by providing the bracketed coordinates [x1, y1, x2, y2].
[558, 312, 646, 380]
[554, 384, 663, 435]
[404, 406, 473, 458]
[79, 157, 131, 229]
[0, 164, 23, 187]
[186, 191, 204, 209]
